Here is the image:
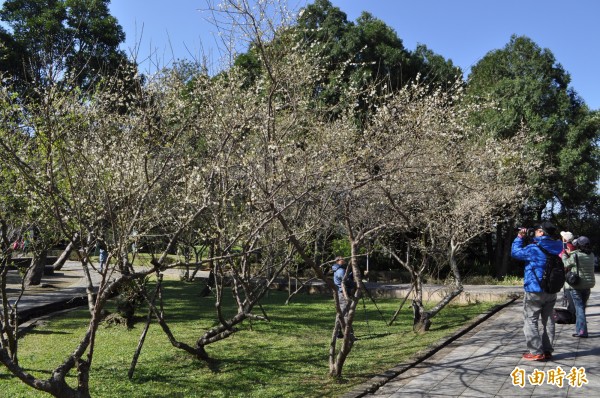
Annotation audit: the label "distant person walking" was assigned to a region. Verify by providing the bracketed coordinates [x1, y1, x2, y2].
[511, 221, 563, 361]
[332, 256, 356, 340]
[97, 239, 108, 273]
[562, 236, 596, 338]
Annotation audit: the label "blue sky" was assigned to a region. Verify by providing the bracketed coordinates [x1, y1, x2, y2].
[107, 0, 600, 111]
[0, 1, 597, 109]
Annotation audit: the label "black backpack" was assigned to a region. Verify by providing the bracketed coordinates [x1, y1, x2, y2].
[534, 244, 565, 294]
[552, 307, 575, 324]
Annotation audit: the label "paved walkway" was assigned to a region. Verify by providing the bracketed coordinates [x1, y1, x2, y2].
[353, 283, 599, 398]
[7, 261, 205, 324]
[7, 261, 100, 323]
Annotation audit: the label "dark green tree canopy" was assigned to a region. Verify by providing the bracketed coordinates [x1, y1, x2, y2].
[0, 24, 25, 79]
[411, 44, 462, 88]
[0, 0, 127, 89]
[296, 0, 355, 66]
[467, 35, 571, 138]
[351, 11, 410, 91]
[230, 0, 460, 118]
[295, 0, 459, 91]
[467, 35, 600, 211]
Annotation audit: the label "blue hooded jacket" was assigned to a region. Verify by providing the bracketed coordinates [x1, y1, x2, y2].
[511, 235, 564, 292]
[332, 263, 355, 294]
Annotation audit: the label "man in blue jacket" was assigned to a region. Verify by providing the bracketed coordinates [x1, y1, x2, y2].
[511, 221, 563, 361]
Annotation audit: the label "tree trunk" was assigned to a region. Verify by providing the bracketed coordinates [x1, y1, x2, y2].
[1, 257, 18, 360]
[53, 241, 75, 271]
[329, 240, 360, 378]
[198, 241, 215, 297]
[129, 275, 162, 379]
[501, 221, 515, 276]
[485, 232, 494, 275]
[494, 222, 514, 277]
[412, 299, 430, 332]
[411, 270, 429, 331]
[416, 244, 464, 332]
[25, 250, 47, 286]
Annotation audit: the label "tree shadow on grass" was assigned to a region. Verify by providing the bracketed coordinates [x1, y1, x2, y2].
[23, 329, 71, 335]
[356, 332, 392, 341]
[426, 314, 470, 332]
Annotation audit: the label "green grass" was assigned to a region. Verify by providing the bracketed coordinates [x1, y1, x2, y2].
[462, 274, 523, 286]
[1, 281, 501, 397]
[88, 252, 205, 272]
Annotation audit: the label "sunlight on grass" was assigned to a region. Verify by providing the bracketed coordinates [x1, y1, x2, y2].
[1, 281, 501, 397]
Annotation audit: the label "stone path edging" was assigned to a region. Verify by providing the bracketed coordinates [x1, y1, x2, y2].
[340, 297, 518, 398]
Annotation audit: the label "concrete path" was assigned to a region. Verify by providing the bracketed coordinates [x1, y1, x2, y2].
[354, 284, 599, 398]
[7, 261, 101, 323]
[7, 261, 198, 324]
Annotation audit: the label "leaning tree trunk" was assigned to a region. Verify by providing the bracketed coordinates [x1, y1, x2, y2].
[53, 241, 75, 271]
[25, 250, 47, 287]
[416, 243, 464, 332]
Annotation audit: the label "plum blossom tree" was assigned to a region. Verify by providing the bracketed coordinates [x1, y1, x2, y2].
[367, 82, 540, 331]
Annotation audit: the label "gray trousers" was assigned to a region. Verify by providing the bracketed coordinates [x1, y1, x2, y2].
[523, 291, 556, 354]
[337, 292, 354, 336]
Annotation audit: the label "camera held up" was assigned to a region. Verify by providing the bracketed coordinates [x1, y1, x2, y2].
[516, 227, 536, 245]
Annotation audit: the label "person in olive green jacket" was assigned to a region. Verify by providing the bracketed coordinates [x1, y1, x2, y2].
[562, 236, 596, 337]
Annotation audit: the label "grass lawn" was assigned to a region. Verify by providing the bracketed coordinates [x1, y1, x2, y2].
[1, 280, 502, 397]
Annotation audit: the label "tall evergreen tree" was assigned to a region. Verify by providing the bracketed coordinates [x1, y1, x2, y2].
[0, 0, 127, 90]
[293, 0, 459, 107]
[0, 25, 25, 80]
[466, 35, 599, 214]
